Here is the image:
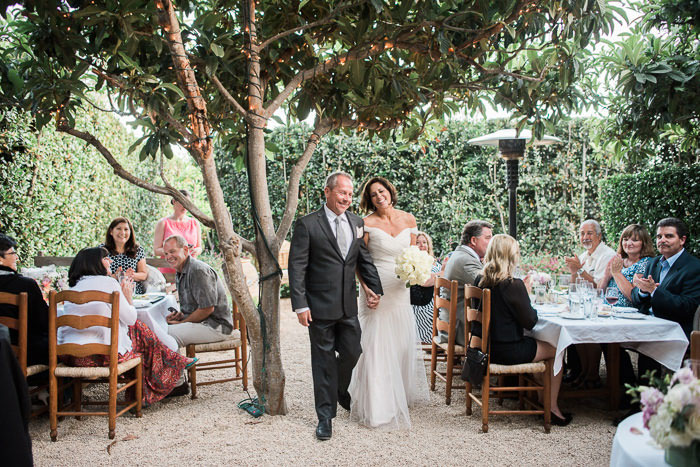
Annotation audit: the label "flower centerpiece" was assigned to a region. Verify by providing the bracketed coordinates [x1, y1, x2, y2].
[528, 271, 552, 286]
[395, 245, 434, 287]
[20, 265, 69, 302]
[629, 368, 700, 466]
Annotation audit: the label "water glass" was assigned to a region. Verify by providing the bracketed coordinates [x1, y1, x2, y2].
[583, 296, 595, 320]
[684, 359, 700, 378]
[535, 286, 546, 305]
[558, 274, 570, 292]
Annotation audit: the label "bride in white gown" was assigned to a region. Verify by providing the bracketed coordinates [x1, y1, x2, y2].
[348, 177, 430, 430]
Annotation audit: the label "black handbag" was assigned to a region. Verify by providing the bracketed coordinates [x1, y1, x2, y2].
[410, 285, 433, 307]
[461, 298, 490, 387]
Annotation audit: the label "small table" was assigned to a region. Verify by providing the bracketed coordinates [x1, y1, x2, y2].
[526, 305, 688, 409]
[135, 294, 179, 352]
[610, 412, 667, 467]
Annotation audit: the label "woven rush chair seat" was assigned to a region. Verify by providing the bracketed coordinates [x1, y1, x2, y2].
[27, 364, 49, 377]
[183, 330, 241, 353]
[54, 357, 141, 378]
[489, 361, 546, 375]
[432, 335, 465, 355]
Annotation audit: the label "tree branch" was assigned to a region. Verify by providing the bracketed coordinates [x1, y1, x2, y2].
[56, 122, 217, 228]
[256, 1, 364, 51]
[209, 73, 249, 119]
[275, 117, 333, 244]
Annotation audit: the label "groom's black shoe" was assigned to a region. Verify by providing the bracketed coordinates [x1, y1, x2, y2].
[338, 393, 351, 411]
[316, 419, 332, 441]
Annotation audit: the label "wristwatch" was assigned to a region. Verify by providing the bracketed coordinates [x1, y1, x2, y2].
[576, 268, 584, 276]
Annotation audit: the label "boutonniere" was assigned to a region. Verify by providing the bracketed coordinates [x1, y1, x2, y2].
[356, 226, 364, 238]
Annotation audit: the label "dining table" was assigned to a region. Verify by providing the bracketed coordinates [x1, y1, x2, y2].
[525, 301, 689, 409]
[610, 411, 668, 467]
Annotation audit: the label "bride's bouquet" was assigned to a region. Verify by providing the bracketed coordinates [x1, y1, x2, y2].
[395, 246, 434, 287]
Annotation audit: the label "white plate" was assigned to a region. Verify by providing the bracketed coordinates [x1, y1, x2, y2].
[560, 313, 586, 320]
[617, 313, 646, 320]
[133, 299, 151, 308]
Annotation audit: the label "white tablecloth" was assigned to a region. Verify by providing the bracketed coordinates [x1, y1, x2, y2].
[610, 412, 667, 467]
[526, 306, 688, 375]
[135, 294, 179, 351]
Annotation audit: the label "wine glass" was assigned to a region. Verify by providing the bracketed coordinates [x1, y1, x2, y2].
[605, 287, 620, 307]
[558, 274, 570, 292]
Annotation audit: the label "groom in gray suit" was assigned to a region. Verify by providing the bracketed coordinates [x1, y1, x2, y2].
[288, 171, 383, 440]
[440, 220, 493, 346]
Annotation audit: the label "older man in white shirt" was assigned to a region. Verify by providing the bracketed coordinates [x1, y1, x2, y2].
[565, 219, 616, 287]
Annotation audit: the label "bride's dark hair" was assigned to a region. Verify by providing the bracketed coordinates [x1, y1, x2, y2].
[359, 176, 397, 213]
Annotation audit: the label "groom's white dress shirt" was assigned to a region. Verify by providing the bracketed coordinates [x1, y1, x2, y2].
[294, 205, 353, 314]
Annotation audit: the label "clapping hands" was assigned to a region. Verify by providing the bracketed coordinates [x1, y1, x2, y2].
[633, 273, 658, 294]
[564, 255, 582, 274]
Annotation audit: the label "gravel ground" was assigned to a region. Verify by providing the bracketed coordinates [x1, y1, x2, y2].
[29, 298, 620, 466]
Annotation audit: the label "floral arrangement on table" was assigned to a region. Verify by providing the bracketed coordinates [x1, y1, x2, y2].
[527, 270, 552, 286]
[20, 265, 69, 302]
[629, 368, 700, 465]
[395, 246, 434, 287]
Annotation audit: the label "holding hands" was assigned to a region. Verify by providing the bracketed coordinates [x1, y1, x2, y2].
[633, 273, 659, 294]
[365, 289, 381, 309]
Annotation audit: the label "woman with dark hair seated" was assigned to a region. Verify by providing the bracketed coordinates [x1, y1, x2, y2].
[0, 233, 49, 369]
[475, 234, 571, 426]
[60, 247, 196, 404]
[101, 217, 148, 294]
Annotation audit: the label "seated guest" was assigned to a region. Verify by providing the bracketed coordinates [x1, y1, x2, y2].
[577, 224, 655, 389]
[163, 235, 233, 346]
[599, 224, 655, 306]
[100, 217, 148, 294]
[562, 219, 615, 384]
[441, 220, 493, 346]
[564, 219, 616, 287]
[61, 247, 195, 404]
[0, 233, 49, 368]
[474, 234, 571, 426]
[410, 231, 442, 343]
[632, 217, 700, 338]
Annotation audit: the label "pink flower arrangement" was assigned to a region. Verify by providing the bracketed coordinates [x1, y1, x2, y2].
[634, 368, 700, 448]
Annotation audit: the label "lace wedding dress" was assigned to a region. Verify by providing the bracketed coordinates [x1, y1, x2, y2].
[348, 226, 430, 430]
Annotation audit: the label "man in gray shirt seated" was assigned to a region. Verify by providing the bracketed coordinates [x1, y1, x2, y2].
[163, 235, 233, 347]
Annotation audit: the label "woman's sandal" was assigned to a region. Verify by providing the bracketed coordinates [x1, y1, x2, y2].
[550, 412, 573, 426]
[185, 357, 198, 369]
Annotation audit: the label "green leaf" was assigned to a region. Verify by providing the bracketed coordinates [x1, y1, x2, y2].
[160, 82, 185, 99]
[7, 68, 23, 93]
[210, 43, 224, 58]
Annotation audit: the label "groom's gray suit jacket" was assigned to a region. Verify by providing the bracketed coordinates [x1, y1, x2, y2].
[288, 208, 383, 320]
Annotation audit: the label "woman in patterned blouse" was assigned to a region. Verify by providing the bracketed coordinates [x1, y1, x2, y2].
[598, 224, 655, 307]
[101, 217, 148, 294]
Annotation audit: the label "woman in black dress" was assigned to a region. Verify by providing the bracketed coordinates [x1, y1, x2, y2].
[100, 217, 148, 294]
[476, 234, 571, 426]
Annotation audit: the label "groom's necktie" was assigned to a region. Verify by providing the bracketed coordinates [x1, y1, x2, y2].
[335, 216, 348, 258]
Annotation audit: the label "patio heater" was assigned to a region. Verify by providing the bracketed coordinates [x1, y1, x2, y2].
[467, 129, 562, 238]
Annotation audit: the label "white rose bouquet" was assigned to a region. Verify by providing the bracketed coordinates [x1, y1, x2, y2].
[630, 367, 700, 450]
[395, 246, 434, 287]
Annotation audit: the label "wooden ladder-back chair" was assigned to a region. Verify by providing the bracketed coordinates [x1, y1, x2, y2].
[185, 301, 248, 399]
[464, 285, 552, 433]
[692, 331, 700, 361]
[48, 290, 142, 441]
[430, 277, 465, 405]
[0, 291, 50, 416]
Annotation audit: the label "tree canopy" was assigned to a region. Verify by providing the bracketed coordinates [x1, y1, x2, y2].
[0, 0, 622, 414]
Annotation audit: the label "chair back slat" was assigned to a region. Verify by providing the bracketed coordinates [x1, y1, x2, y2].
[56, 315, 111, 330]
[464, 285, 491, 354]
[49, 290, 121, 368]
[57, 343, 112, 358]
[691, 331, 700, 361]
[0, 291, 28, 374]
[433, 277, 458, 325]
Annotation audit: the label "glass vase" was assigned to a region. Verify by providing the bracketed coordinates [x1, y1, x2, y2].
[664, 441, 700, 467]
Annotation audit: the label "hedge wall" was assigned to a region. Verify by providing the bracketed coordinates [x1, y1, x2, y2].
[599, 164, 700, 257]
[217, 118, 621, 258]
[0, 108, 169, 261]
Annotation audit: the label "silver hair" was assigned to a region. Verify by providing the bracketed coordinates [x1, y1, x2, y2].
[580, 219, 602, 235]
[163, 234, 188, 248]
[325, 171, 353, 189]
